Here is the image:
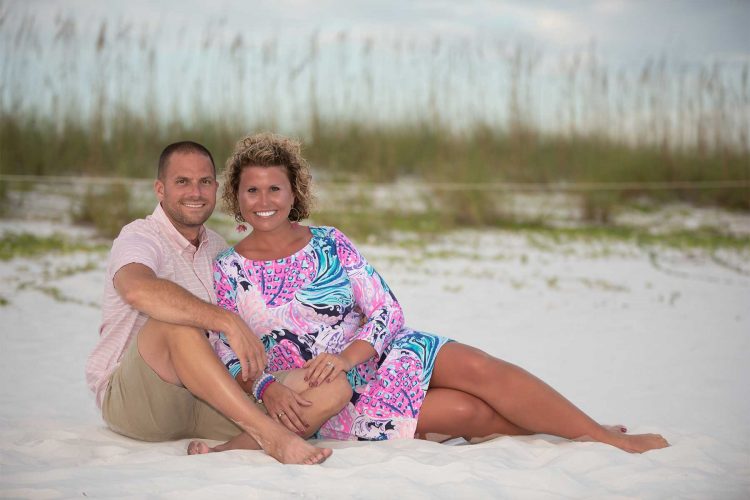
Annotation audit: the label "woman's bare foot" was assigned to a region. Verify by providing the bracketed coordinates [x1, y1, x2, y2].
[575, 424, 626, 442]
[575, 425, 668, 453]
[608, 431, 669, 453]
[581, 427, 668, 453]
[602, 424, 627, 434]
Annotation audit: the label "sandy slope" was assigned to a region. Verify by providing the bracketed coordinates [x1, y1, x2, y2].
[0, 221, 748, 499]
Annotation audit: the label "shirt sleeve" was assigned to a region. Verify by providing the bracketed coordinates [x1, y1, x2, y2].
[208, 257, 242, 379]
[107, 225, 162, 280]
[332, 227, 404, 357]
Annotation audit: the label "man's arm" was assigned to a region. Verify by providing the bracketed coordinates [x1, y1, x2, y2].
[114, 262, 266, 380]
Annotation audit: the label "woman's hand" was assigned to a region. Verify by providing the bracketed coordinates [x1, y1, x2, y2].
[304, 353, 351, 387]
[261, 382, 312, 434]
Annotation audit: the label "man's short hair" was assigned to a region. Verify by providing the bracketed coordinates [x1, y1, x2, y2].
[158, 141, 216, 179]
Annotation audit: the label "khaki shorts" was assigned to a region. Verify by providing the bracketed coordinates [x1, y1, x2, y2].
[102, 334, 287, 442]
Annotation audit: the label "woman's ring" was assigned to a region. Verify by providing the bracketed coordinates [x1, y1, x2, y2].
[326, 361, 334, 367]
[278, 411, 286, 418]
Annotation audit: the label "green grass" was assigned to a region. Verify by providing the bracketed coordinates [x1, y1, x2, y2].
[314, 208, 750, 250]
[0, 232, 106, 261]
[72, 183, 150, 239]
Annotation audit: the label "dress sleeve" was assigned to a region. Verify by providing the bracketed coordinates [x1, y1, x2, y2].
[332, 227, 404, 357]
[207, 257, 243, 379]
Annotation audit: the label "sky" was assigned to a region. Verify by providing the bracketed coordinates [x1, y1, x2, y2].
[19, 0, 749, 65]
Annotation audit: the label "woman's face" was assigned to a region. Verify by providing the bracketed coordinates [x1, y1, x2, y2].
[238, 165, 295, 232]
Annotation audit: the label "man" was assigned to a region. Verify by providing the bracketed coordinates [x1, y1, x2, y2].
[85, 141, 349, 464]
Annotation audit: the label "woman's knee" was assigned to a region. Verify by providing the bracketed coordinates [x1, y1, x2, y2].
[293, 370, 352, 413]
[419, 390, 495, 434]
[327, 372, 353, 409]
[447, 394, 493, 425]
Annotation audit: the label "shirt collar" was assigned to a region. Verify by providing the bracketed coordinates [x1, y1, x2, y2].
[151, 203, 208, 254]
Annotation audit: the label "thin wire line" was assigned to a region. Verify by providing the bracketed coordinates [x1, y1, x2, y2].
[1, 174, 748, 192]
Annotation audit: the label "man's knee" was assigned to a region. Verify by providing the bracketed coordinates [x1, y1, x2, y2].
[137, 318, 206, 385]
[139, 318, 207, 358]
[140, 318, 204, 343]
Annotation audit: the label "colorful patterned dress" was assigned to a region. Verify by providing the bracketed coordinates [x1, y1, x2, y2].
[208, 226, 451, 441]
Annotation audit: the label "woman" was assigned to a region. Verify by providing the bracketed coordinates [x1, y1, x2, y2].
[190, 133, 668, 454]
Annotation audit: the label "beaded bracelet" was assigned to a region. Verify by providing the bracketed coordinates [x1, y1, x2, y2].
[257, 377, 275, 402]
[251, 372, 276, 403]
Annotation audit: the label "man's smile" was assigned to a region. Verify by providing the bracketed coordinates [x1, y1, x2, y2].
[181, 200, 207, 208]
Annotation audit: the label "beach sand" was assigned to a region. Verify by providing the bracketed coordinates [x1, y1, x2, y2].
[0, 220, 748, 499]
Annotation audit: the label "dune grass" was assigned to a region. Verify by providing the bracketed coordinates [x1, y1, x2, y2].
[1, 8, 748, 235]
[0, 232, 106, 261]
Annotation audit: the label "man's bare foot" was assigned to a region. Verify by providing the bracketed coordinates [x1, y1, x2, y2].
[187, 440, 214, 455]
[266, 436, 332, 464]
[189, 435, 331, 463]
[257, 426, 332, 465]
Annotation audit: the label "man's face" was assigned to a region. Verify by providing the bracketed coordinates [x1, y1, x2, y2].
[154, 152, 217, 238]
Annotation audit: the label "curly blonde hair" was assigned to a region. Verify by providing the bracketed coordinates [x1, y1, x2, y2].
[222, 133, 314, 223]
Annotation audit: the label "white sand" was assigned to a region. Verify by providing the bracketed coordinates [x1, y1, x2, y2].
[1, 221, 749, 499]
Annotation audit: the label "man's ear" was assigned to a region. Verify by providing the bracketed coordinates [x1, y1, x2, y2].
[154, 179, 165, 201]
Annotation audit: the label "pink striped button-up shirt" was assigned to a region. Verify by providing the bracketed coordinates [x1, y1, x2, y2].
[85, 203, 227, 409]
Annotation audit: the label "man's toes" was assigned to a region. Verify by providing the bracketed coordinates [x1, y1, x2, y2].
[187, 441, 210, 455]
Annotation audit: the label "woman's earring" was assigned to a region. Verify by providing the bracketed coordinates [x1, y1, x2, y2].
[289, 206, 300, 222]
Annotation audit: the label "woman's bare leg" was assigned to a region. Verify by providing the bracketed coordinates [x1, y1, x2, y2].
[416, 387, 532, 442]
[137, 319, 332, 464]
[188, 370, 352, 454]
[427, 343, 668, 453]
[416, 388, 628, 444]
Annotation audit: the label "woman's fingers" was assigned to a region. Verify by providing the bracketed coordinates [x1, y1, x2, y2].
[326, 366, 342, 383]
[276, 401, 308, 432]
[294, 393, 313, 407]
[304, 354, 345, 386]
[276, 411, 302, 433]
[286, 406, 308, 432]
[310, 360, 335, 386]
[304, 357, 325, 384]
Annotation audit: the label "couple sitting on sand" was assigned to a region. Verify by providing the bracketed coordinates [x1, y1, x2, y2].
[85, 133, 668, 465]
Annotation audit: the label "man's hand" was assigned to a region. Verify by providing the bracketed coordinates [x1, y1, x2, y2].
[303, 353, 351, 387]
[222, 313, 267, 382]
[261, 382, 312, 434]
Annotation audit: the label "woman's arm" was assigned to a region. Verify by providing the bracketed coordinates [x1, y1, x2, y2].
[333, 227, 405, 356]
[305, 227, 405, 385]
